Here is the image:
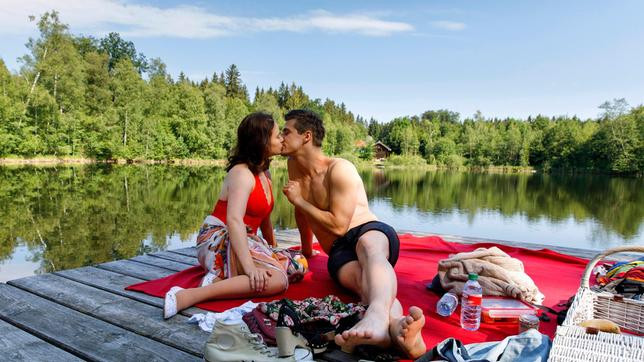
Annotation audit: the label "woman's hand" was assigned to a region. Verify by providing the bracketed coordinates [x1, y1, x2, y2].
[246, 267, 272, 292]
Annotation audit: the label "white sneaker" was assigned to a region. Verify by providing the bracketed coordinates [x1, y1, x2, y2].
[163, 286, 183, 319]
[205, 320, 315, 361]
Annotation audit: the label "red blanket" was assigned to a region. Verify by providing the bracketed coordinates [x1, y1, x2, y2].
[126, 234, 588, 348]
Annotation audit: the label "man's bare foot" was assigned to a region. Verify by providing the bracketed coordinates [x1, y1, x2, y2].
[390, 306, 426, 359]
[334, 308, 391, 352]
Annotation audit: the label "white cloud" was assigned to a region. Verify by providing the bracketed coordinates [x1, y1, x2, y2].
[0, 0, 413, 38]
[431, 20, 466, 31]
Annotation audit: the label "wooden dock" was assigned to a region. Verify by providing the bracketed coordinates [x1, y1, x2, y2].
[0, 229, 608, 361]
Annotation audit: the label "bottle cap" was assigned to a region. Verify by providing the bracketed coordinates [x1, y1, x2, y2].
[468, 273, 478, 281]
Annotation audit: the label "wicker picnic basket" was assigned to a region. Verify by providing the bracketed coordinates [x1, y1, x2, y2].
[548, 245, 644, 362]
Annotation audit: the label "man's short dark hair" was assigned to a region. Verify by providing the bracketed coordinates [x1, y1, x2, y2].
[284, 109, 325, 147]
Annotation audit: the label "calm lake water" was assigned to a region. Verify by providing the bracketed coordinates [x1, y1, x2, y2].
[1, 164, 642, 282]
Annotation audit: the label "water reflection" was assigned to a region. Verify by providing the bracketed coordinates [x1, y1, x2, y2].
[0, 165, 642, 281]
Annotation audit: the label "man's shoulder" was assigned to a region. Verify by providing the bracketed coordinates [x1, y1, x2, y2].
[328, 158, 359, 182]
[329, 157, 357, 172]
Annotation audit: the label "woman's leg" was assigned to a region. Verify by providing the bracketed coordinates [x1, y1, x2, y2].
[174, 267, 287, 311]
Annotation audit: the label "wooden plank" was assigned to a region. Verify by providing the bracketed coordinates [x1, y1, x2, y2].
[96, 259, 175, 280]
[55, 266, 205, 317]
[169, 247, 197, 258]
[56, 266, 162, 306]
[0, 319, 84, 362]
[131, 254, 194, 272]
[8, 274, 208, 357]
[91, 261, 208, 315]
[275, 230, 303, 245]
[150, 250, 198, 265]
[0, 284, 199, 362]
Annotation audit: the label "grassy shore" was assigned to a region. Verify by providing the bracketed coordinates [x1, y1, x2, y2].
[0, 156, 540, 173]
[0, 156, 226, 166]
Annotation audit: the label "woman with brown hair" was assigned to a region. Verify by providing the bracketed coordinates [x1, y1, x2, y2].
[164, 112, 288, 318]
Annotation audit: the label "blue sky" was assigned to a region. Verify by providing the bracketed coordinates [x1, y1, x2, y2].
[1, 0, 643, 122]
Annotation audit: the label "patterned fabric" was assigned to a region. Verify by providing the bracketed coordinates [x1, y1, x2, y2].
[602, 259, 644, 282]
[259, 295, 366, 326]
[272, 248, 308, 283]
[196, 215, 307, 286]
[595, 258, 644, 299]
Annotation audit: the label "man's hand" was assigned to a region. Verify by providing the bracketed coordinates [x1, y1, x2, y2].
[282, 180, 303, 205]
[303, 249, 321, 258]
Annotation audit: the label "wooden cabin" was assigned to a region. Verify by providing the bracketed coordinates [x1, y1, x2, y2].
[374, 141, 392, 159]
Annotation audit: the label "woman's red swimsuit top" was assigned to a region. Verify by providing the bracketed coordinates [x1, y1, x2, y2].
[211, 172, 274, 234]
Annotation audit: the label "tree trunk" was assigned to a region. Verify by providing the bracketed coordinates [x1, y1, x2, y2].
[25, 47, 48, 108]
[610, 120, 627, 155]
[53, 73, 58, 102]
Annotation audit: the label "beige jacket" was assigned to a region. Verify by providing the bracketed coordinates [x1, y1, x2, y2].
[437, 247, 545, 304]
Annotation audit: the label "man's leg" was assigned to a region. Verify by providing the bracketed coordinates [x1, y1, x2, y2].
[333, 230, 426, 357]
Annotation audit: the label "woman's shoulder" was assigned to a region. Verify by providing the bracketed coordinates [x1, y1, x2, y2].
[229, 163, 251, 173]
[227, 164, 256, 183]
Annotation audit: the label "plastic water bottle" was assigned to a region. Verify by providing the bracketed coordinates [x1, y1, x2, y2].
[460, 273, 483, 331]
[436, 292, 459, 317]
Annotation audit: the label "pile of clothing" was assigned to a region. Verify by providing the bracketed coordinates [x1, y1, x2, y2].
[436, 246, 545, 304]
[190, 295, 365, 361]
[594, 257, 644, 299]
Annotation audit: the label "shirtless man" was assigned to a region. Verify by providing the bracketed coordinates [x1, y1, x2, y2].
[280, 109, 426, 359]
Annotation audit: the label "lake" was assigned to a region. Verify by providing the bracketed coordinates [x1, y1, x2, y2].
[1, 164, 642, 282]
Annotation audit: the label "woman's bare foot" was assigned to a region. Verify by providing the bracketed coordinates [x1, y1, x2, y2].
[390, 306, 426, 359]
[174, 289, 188, 311]
[334, 307, 391, 352]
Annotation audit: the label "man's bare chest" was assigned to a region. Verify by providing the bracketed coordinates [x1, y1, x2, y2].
[299, 176, 330, 210]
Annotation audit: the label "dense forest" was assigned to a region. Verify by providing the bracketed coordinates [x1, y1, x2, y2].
[0, 12, 642, 174]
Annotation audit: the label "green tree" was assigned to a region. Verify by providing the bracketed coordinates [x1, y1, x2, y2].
[170, 78, 209, 157]
[224, 64, 248, 101]
[253, 90, 283, 124]
[203, 81, 228, 158]
[223, 97, 249, 152]
[99, 32, 148, 74]
[591, 110, 640, 173]
[111, 59, 146, 158]
[0, 59, 28, 155]
[83, 51, 111, 116]
[542, 118, 586, 169]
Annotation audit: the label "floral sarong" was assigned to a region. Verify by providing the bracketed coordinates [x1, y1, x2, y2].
[259, 295, 366, 326]
[196, 215, 306, 288]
